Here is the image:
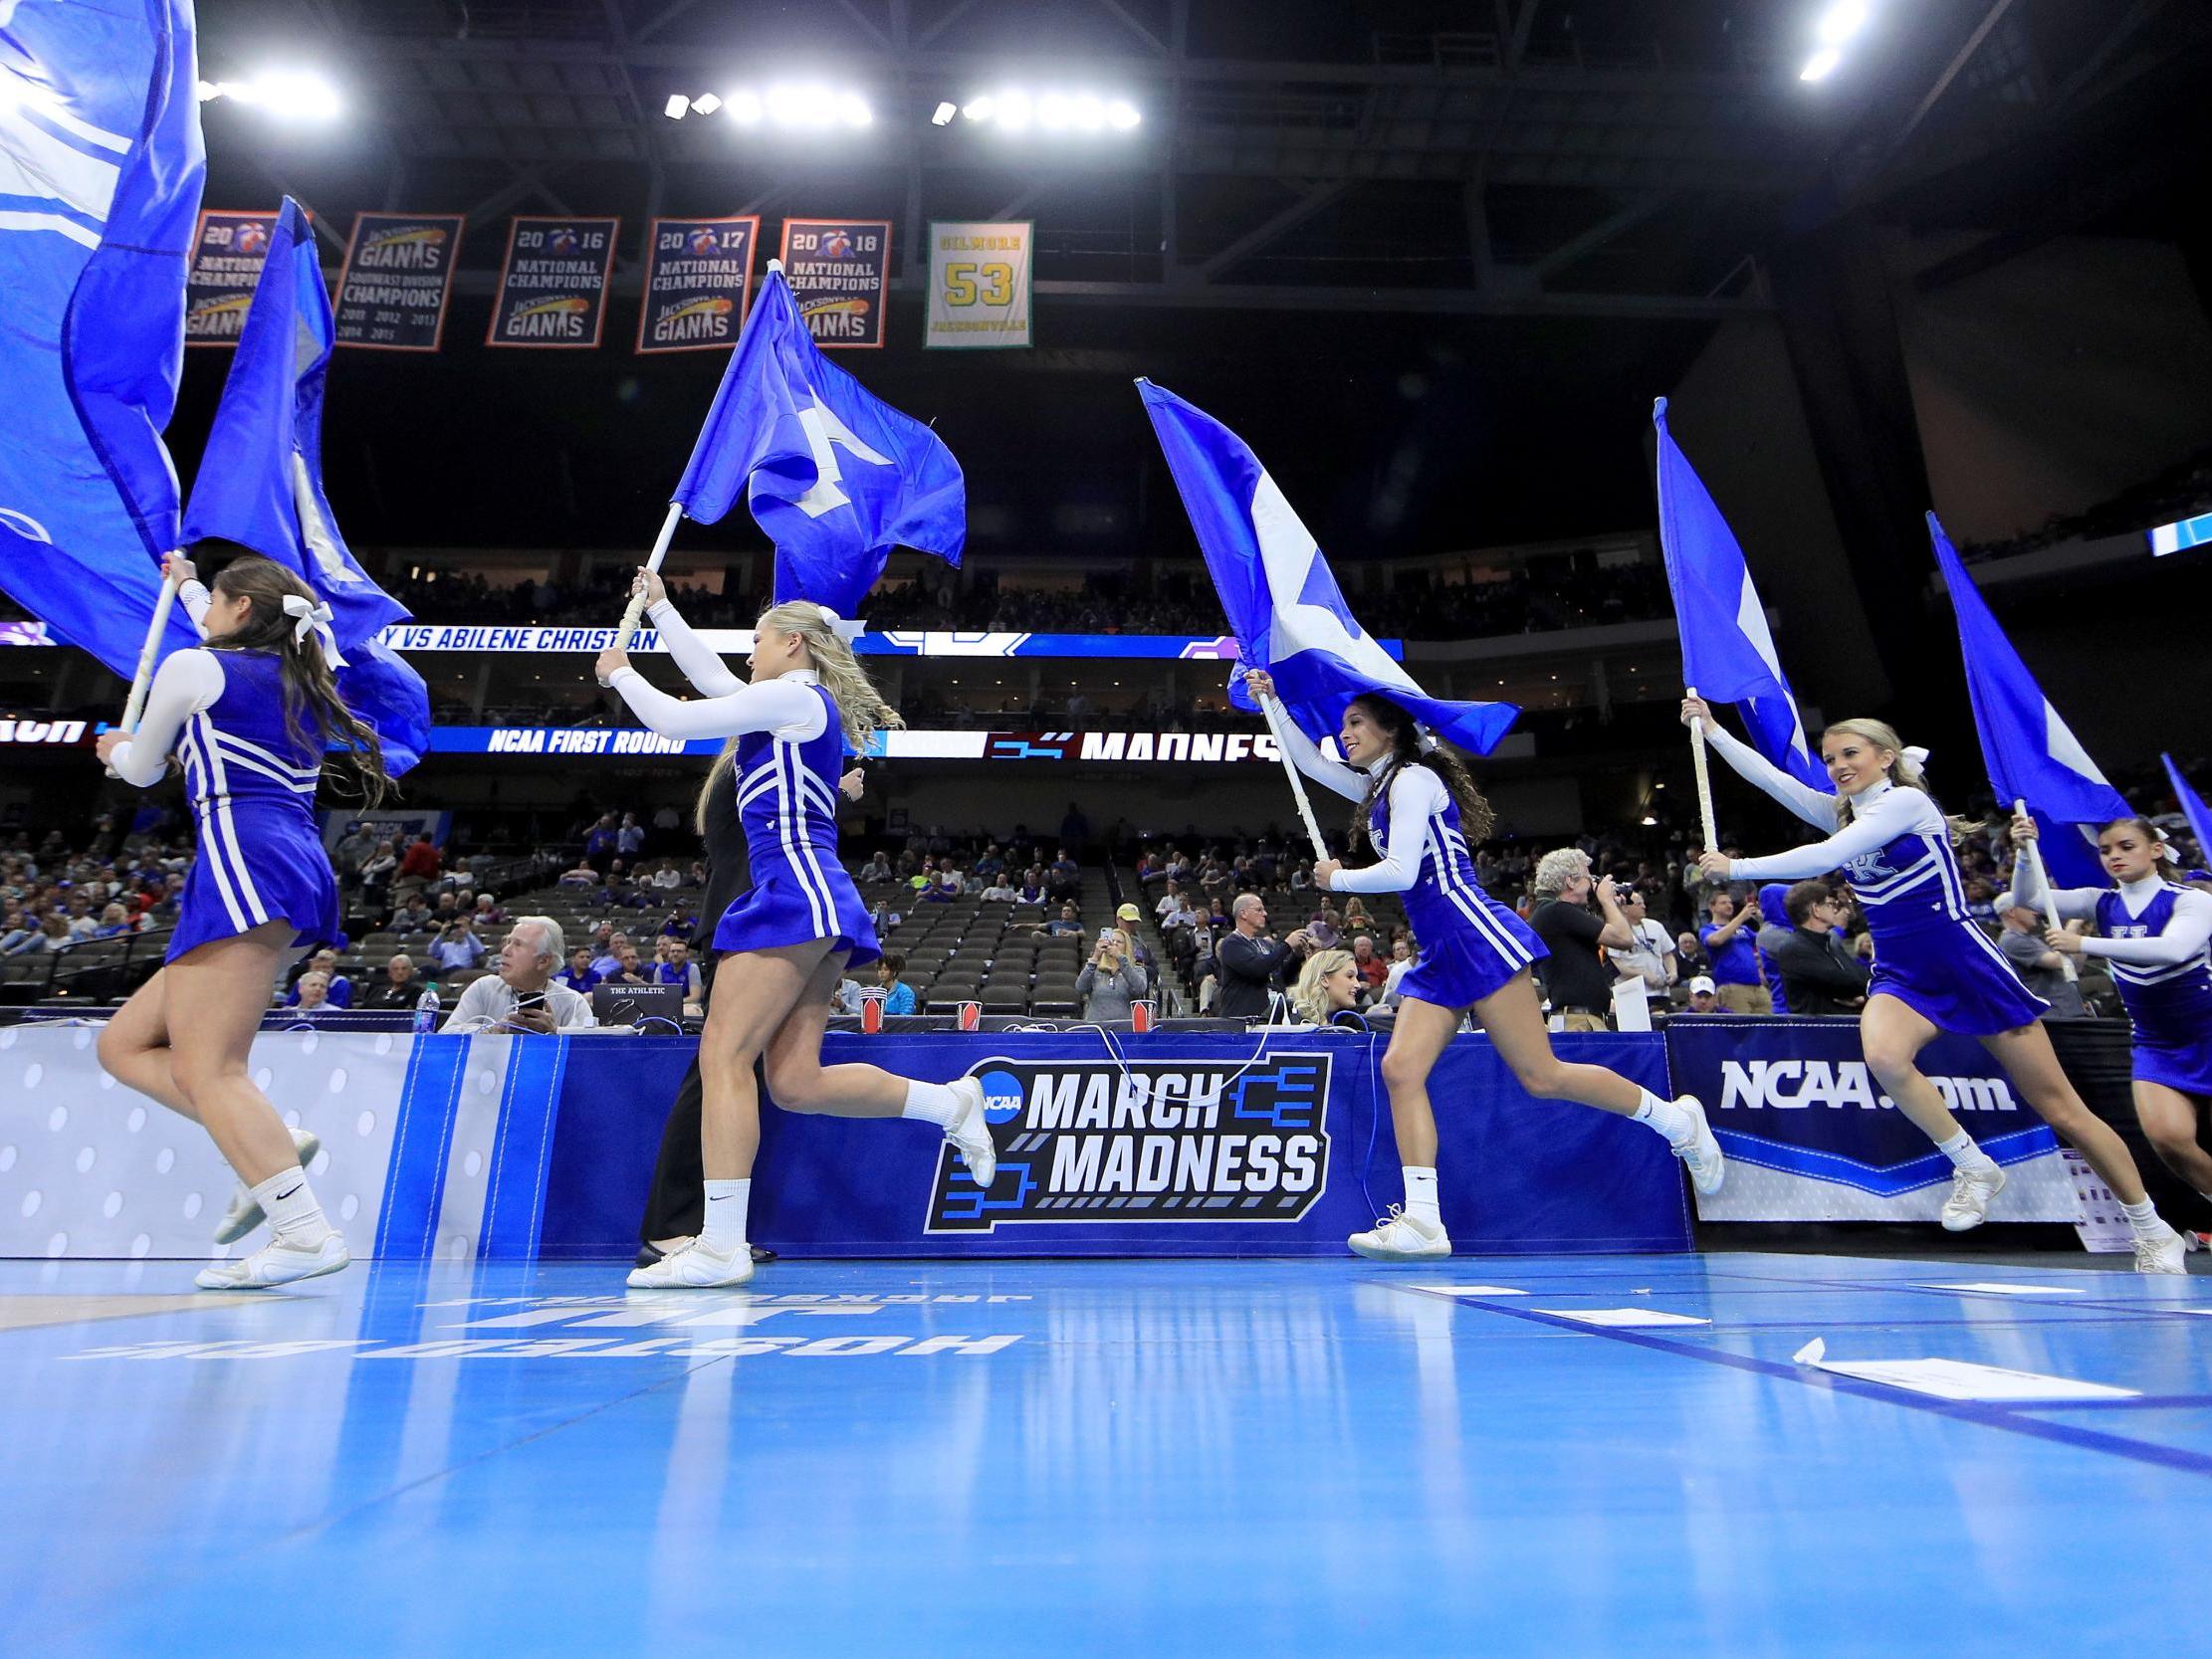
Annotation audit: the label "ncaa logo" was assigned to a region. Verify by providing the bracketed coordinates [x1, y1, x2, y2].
[978, 1069, 1023, 1124]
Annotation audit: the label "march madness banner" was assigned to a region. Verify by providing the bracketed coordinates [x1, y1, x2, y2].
[184, 210, 283, 345]
[778, 217, 891, 348]
[1666, 1018, 2078, 1222]
[926, 220, 1033, 349]
[486, 216, 618, 348]
[637, 216, 758, 353]
[332, 213, 464, 351]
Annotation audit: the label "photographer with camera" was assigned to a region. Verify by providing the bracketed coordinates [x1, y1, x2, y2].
[1528, 849, 1635, 1030]
[1076, 926, 1150, 1022]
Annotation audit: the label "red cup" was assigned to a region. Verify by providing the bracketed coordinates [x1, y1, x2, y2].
[861, 989, 884, 1034]
[959, 1000, 981, 1031]
[1132, 999, 1155, 1033]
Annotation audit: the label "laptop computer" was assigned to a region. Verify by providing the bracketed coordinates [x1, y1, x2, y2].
[591, 981, 687, 1027]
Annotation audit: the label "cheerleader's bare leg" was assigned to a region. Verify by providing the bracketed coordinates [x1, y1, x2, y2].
[97, 966, 203, 1125]
[2132, 1081, 2212, 1199]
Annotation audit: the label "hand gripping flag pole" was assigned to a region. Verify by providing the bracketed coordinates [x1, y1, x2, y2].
[2013, 797, 2078, 983]
[612, 502, 687, 651]
[119, 566, 183, 733]
[1686, 686, 1720, 854]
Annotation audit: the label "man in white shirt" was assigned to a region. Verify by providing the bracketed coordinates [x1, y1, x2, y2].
[1610, 887, 1677, 995]
[442, 917, 599, 1034]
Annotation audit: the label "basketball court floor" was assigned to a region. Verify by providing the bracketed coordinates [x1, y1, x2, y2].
[5, 1251, 2206, 1655]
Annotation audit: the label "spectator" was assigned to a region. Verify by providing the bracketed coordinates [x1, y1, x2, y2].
[1528, 849, 1633, 1030]
[1770, 883, 1872, 1016]
[1699, 891, 1771, 1015]
[358, 839, 398, 908]
[604, 945, 651, 988]
[1215, 894, 1310, 1020]
[389, 893, 435, 934]
[1304, 910, 1341, 950]
[1995, 898, 2089, 1019]
[655, 938, 705, 1001]
[650, 860, 684, 891]
[288, 971, 336, 1017]
[427, 917, 487, 973]
[442, 918, 598, 1033]
[1350, 933, 1389, 992]
[1047, 848, 1081, 901]
[555, 947, 602, 995]
[1383, 936, 1418, 1006]
[3, 914, 73, 955]
[1292, 946, 1365, 1027]
[858, 850, 894, 884]
[332, 820, 375, 881]
[980, 874, 1016, 903]
[1016, 869, 1047, 906]
[93, 902, 135, 939]
[557, 860, 598, 889]
[589, 930, 629, 979]
[1675, 930, 1709, 979]
[1076, 928, 1149, 1021]
[474, 893, 508, 928]
[1754, 882, 1798, 1014]
[1041, 904, 1084, 938]
[360, 953, 423, 1009]
[874, 951, 918, 1016]
[397, 832, 442, 888]
[1113, 903, 1156, 970]
[617, 812, 646, 860]
[1683, 975, 1721, 1014]
[583, 814, 618, 873]
[286, 948, 353, 1008]
[1610, 889, 1677, 997]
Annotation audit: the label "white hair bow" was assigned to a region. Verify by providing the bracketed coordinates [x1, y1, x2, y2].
[1901, 745, 1930, 767]
[1414, 722, 1441, 754]
[281, 593, 347, 669]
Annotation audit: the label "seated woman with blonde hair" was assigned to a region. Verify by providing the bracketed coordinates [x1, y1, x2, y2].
[1292, 946, 1366, 1029]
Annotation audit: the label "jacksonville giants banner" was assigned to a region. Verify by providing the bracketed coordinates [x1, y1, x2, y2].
[184, 209, 281, 344]
[1666, 1018, 2078, 1222]
[332, 213, 464, 351]
[777, 217, 890, 348]
[926, 220, 1033, 349]
[637, 216, 758, 353]
[487, 216, 618, 348]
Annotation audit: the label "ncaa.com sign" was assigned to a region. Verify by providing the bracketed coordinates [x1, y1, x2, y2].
[1716, 1059, 2018, 1116]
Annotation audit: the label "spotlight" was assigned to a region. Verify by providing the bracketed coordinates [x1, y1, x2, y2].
[727, 91, 763, 124]
[1798, 46, 1843, 81]
[1816, 0, 1870, 43]
[995, 90, 1032, 130]
[961, 96, 995, 121]
[201, 70, 342, 119]
[690, 91, 723, 115]
[663, 93, 690, 119]
[931, 100, 957, 125]
[1036, 93, 1071, 129]
[1106, 99, 1140, 130]
[835, 91, 871, 128]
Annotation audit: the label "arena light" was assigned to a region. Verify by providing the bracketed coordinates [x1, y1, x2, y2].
[960, 89, 1139, 135]
[931, 100, 957, 125]
[198, 70, 341, 119]
[663, 93, 690, 119]
[689, 92, 723, 116]
[1816, 0, 1871, 43]
[701, 83, 870, 130]
[1799, 45, 1843, 81]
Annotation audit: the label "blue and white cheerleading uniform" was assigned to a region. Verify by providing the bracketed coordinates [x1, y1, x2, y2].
[2016, 867, 2212, 1097]
[608, 601, 879, 967]
[109, 645, 340, 962]
[1275, 724, 1543, 1009]
[1705, 724, 2046, 1035]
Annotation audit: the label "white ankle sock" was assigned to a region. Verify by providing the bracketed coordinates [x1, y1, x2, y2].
[901, 1079, 961, 1127]
[701, 1178, 751, 1254]
[250, 1168, 330, 1246]
[1934, 1130, 1997, 1171]
[1403, 1166, 1440, 1227]
[2119, 1197, 2165, 1236]
[1633, 1090, 1692, 1147]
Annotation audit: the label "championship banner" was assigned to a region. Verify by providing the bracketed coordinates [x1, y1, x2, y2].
[486, 216, 618, 348]
[332, 213, 464, 351]
[777, 217, 891, 348]
[422, 726, 1306, 764]
[637, 216, 758, 353]
[926, 220, 1033, 349]
[1666, 1018, 2079, 1222]
[184, 209, 283, 345]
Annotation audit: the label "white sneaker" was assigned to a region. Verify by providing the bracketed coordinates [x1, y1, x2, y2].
[1939, 1162, 2007, 1231]
[942, 1077, 996, 1186]
[626, 1239, 755, 1289]
[1669, 1096, 1725, 1196]
[213, 1127, 324, 1245]
[1348, 1205, 1451, 1262]
[195, 1231, 349, 1291]
[2132, 1223, 2188, 1276]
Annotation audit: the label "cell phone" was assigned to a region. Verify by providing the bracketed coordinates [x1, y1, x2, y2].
[515, 989, 548, 1013]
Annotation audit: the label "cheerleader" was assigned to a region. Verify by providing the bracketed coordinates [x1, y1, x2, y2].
[595, 576, 995, 1288]
[93, 550, 387, 1289]
[1684, 699, 2189, 1271]
[1248, 672, 1723, 1263]
[2013, 814, 2212, 1205]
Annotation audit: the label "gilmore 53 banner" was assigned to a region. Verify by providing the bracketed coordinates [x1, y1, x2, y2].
[332, 213, 464, 351]
[184, 209, 281, 345]
[487, 216, 618, 348]
[777, 217, 891, 348]
[637, 216, 758, 353]
[926, 221, 1033, 349]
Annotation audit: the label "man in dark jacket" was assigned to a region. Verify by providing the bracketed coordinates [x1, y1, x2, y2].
[1770, 881, 1871, 1016]
[1214, 893, 1310, 1020]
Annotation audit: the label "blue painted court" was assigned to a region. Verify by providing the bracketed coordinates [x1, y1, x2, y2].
[4, 1250, 2207, 1656]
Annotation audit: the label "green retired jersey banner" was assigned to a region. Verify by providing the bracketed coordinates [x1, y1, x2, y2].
[926, 220, 1032, 349]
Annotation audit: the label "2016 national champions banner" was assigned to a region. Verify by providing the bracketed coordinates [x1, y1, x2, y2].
[926, 220, 1033, 349]
[1665, 1017, 2079, 1222]
[778, 217, 892, 348]
[637, 216, 759, 353]
[486, 216, 619, 348]
[183, 208, 282, 345]
[332, 213, 465, 351]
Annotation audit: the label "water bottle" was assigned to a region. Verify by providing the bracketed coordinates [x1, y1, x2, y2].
[412, 985, 442, 1034]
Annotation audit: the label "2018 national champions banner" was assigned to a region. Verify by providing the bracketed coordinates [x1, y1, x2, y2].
[184, 209, 282, 345]
[778, 216, 892, 348]
[487, 216, 619, 348]
[637, 216, 758, 353]
[332, 213, 465, 351]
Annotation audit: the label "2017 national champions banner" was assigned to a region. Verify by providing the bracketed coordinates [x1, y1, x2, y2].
[487, 216, 619, 348]
[332, 213, 465, 351]
[778, 217, 892, 348]
[1665, 1018, 2079, 1222]
[184, 209, 282, 345]
[926, 220, 1033, 349]
[637, 216, 758, 353]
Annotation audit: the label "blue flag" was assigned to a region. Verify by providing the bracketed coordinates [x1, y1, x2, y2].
[2163, 753, 2212, 876]
[1653, 399, 1828, 792]
[673, 265, 963, 618]
[0, 0, 204, 678]
[180, 198, 428, 772]
[1929, 513, 2122, 888]
[1138, 379, 1518, 755]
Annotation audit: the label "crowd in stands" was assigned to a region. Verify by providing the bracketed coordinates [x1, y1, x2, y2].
[1960, 442, 2212, 563]
[0, 817, 186, 965]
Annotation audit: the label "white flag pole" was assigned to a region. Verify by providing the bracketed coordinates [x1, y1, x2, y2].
[119, 566, 182, 733]
[1687, 684, 1720, 853]
[1257, 690, 1332, 864]
[2014, 797, 2079, 983]
[613, 502, 686, 651]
